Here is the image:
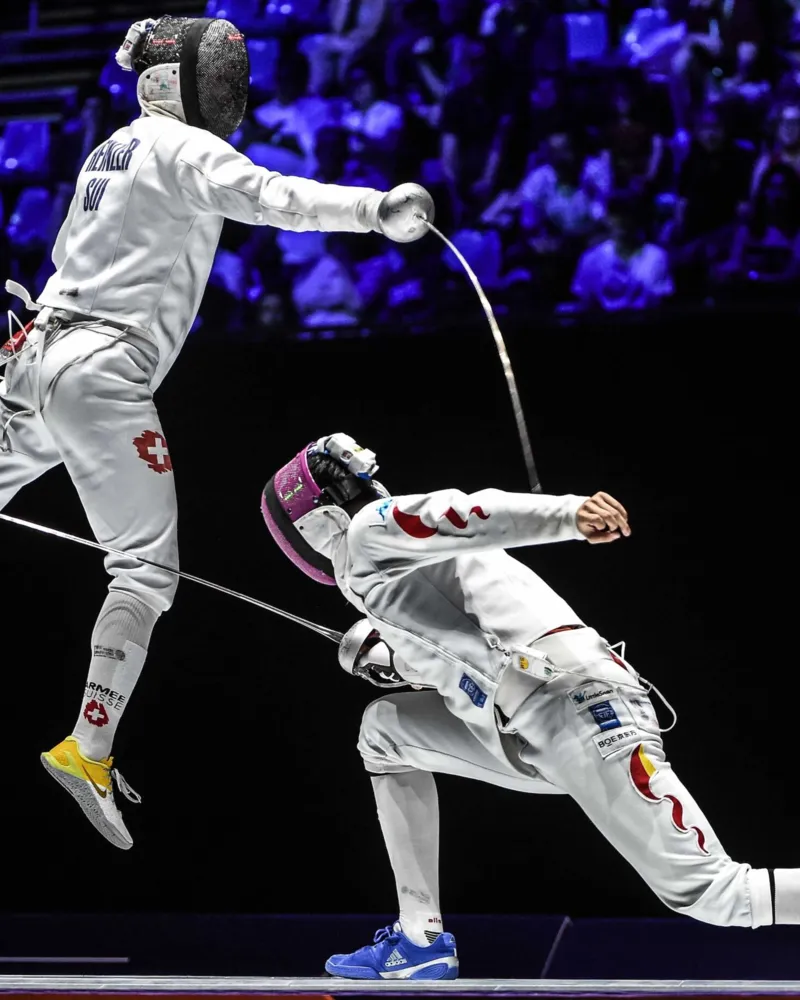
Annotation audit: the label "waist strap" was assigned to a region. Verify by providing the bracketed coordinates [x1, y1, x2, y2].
[495, 626, 624, 718]
[46, 309, 132, 334]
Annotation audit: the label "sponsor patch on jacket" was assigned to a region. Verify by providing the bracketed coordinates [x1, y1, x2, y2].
[569, 682, 616, 712]
[459, 673, 487, 708]
[588, 700, 621, 732]
[593, 726, 642, 759]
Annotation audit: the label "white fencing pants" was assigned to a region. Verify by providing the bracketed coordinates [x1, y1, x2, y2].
[358, 629, 799, 928]
[0, 321, 178, 613]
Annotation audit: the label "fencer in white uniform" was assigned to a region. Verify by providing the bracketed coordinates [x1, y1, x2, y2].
[0, 14, 433, 850]
[262, 433, 800, 981]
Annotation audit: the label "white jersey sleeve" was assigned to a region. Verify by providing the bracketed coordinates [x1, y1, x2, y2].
[174, 131, 384, 233]
[356, 488, 588, 573]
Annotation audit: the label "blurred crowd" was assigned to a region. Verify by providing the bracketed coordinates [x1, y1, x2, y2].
[3, 0, 800, 337]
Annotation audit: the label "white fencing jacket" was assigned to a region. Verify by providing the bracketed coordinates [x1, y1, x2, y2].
[37, 115, 385, 388]
[308, 488, 590, 757]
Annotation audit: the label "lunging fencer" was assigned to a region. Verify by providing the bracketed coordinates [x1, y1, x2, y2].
[0, 16, 433, 850]
[262, 433, 800, 981]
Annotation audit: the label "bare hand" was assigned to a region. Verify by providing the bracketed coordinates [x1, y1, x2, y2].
[577, 492, 631, 544]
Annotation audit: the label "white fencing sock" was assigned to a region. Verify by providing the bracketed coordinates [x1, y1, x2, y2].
[72, 592, 158, 761]
[371, 771, 443, 947]
[774, 869, 800, 924]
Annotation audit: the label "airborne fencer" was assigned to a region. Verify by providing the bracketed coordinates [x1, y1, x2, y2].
[262, 432, 800, 981]
[0, 14, 432, 850]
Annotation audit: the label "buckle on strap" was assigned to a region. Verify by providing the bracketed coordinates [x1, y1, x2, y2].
[5, 280, 41, 313]
[496, 646, 556, 717]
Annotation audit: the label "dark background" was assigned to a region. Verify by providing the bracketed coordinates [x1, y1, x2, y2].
[1, 312, 794, 922]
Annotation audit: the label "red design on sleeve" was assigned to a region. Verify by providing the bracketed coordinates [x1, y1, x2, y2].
[444, 506, 489, 529]
[393, 505, 490, 538]
[392, 508, 438, 538]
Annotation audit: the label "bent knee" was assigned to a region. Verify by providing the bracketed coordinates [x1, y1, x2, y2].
[358, 695, 417, 774]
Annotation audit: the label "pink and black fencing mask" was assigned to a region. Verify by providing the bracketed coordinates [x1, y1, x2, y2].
[261, 433, 388, 585]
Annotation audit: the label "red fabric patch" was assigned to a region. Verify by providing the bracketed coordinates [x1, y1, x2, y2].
[392, 508, 437, 538]
[444, 506, 489, 529]
[630, 745, 709, 854]
[83, 700, 109, 728]
[133, 430, 173, 474]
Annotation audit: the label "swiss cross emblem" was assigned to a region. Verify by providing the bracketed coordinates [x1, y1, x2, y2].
[133, 429, 173, 474]
[83, 700, 109, 728]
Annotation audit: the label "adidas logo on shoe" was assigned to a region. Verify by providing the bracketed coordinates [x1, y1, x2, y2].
[385, 948, 407, 968]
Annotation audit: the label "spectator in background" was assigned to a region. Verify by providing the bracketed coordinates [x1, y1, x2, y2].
[670, 0, 765, 133]
[676, 106, 755, 230]
[571, 191, 673, 311]
[527, 75, 570, 158]
[481, 129, 600, 289]
[670, 0, 726, 133]
[341, 62, 405, 182]
[329, 230, 409, 323]
[479, 1, 545, 193]
[480, 0, 543, 94]
[495, 130, 604, 304]
[515, 131, 603, 238]
[598, 79, 666, 195]
[671, 105, 754, 295]
[439, 40, 506, 215]
[256, 291, 293, 336]
[621, 0, 677, 73]
[751, 99, 800, 194]
[299, 0, 387, 94]
[291, 241, 365, 329]
[713, 39, 771, 112]
[383, 0, 440, 186]
[404, 0, 484, 128]
[385, 0, 441, 96]
[714, 162, 800, 299]
[250, 51, 334, 176]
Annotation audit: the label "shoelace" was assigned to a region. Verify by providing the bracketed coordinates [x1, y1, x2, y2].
[112, 768, 142, 804]
[373, 924, 401, 945]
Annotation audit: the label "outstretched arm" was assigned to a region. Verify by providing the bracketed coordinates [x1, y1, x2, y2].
[354, 489, 630, 575]
[175, 133, 384, 233]
[173, 132, 431, 241]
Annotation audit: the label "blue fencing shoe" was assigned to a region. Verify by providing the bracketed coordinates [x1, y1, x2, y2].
[325, 922, 458, 980]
